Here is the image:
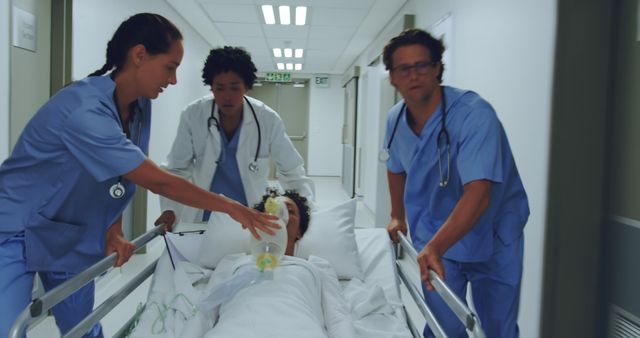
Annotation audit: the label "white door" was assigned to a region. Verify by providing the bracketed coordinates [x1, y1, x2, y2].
[249, 81, 310, 179]
[0, 0, 9, 161]
[373, 72, 397, 227]
[341, 77, 358, 197]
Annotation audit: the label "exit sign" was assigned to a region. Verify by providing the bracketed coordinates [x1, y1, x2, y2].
[265, 72, 292, 82]
[314, 75, 330, 88]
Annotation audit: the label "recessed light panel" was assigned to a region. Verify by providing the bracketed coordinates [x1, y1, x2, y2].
[261, 5, 276, 25]
[295, 7, 307, 26]
[279, 6, 290, 25]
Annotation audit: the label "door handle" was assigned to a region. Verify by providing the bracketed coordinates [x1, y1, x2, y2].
[342, 125, 346, 144]
[289, 132, 307, 141]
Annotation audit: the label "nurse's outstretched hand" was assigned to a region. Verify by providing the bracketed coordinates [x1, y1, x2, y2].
[227, 201, 279, 240]
[154, 210, 177, 232]
[105, 224, 136, 267]
[417, 243, 445, 292]
[387, 218, 408, 243]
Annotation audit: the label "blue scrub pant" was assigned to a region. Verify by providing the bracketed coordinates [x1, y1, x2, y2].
[0, 234, 103, 338]
[422, 234, 524, 338]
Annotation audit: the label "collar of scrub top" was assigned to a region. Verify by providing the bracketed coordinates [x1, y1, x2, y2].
[207, 96, 261, 172]
[379, 86, 450, 188]
[109, 88, 143, 199]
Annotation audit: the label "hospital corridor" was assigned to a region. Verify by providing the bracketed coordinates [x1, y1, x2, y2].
[1, 0, 639, 337]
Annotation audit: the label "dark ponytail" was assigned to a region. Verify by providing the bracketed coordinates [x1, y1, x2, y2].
[89, 61, 114, 78]
[89, 13, 183, 77]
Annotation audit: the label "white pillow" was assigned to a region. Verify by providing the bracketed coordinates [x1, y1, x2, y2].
[295, 199, 363, 280]
[197, 212, 250, 269]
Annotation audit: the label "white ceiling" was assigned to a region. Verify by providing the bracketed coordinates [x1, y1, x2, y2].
[166, 0, 407, 75]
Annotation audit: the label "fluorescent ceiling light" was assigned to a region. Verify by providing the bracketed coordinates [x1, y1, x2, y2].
[277, 63, 285, 70]
[294, 49, 303, 58]
[273, 48, 282, 57]
[294, 63, 302, 70]
[295, 6, 307, 25]
[286, 63, 293, 70]
[293, 83, 305, 88]
[279, 6, 290, 25]
[284, 48, 293, 58]
[261, 5, 276, 24]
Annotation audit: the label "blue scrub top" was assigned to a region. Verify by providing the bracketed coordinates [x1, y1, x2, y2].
[384, 86, 530, 262]
[203, 123, 248, 221]
[0, 75, 151, 273]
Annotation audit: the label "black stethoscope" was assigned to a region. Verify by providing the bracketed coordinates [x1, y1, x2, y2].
[208, 96, 261, 172]
[110, 93, 142, 199]
[379, 88, 450, 188]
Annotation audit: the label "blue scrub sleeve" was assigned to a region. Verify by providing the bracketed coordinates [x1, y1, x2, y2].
[60, 105, 146, 183]
[456, 102, 504, 185]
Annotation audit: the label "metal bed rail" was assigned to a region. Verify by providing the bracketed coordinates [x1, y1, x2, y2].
[9, 225, 165, 338]
[395, 231, 486, 338]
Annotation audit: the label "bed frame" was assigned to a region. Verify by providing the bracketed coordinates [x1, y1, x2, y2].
[8, 225, 163, 338]
[9, 226, 485, 338]
[394, 231, 486, 338]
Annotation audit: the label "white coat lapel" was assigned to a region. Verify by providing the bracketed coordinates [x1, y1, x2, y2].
[237, 98, 256, 158]
[182, 99, 221, 222]
[237, 98, 258, 170]
[237, 97, 259, 204]
[203, 101, 221, 181]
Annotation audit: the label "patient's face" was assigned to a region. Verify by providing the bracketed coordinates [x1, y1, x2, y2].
[282, 197, 301, 256]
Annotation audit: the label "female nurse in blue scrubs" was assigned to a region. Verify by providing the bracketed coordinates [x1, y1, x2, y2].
[382, 29, 530, 337]
[0, 13, 277, 338]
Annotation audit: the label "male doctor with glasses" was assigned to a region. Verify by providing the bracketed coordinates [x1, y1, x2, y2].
[382, 28, 530, 338]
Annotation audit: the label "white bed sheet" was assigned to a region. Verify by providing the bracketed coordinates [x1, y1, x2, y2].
[128, 228, 412, 338]
[349, 228, 411, 338]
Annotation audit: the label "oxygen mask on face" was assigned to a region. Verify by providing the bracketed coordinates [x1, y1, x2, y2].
[250, 195, 288, 272]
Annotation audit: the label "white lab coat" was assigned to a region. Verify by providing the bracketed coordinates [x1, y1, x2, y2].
[160, 94, 315, 223]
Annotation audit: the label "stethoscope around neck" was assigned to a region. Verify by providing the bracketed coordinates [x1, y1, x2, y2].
[208, 96, 262, 173]
[110, 91, 142, 199]
[378, 87, 451, 188]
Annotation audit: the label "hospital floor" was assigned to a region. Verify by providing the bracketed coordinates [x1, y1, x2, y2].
[26, 176, 424, 337]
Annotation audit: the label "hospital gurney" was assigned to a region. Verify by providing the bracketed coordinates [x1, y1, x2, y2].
[395, 231, 486, 338]
[126, 226, 413, 338]
[8, 225, 165, 338]
[10, 226, 484, 338]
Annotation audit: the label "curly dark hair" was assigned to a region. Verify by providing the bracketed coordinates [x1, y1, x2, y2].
[254, 187, 311, 238]
[382, 28, 445, 83]
[201, 46, 257, 88]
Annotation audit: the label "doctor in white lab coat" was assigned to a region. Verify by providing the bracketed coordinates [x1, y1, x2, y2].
[156, 46, 315, 226]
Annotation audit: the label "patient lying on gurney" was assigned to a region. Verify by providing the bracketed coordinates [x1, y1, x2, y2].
[129, 190, 356, 338]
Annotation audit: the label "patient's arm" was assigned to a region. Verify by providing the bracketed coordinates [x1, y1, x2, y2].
[308, 256, 356, 338]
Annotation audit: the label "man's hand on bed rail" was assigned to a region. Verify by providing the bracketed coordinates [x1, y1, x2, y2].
[417, 243, 445, 291]
[154, 210, 177, 232]
[106, 219, 136, 267]
[387, 218, 408, 243]
[226, 201, 280, 240]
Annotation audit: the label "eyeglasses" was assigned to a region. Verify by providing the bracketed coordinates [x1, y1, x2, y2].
[391, 61, 437, 77]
